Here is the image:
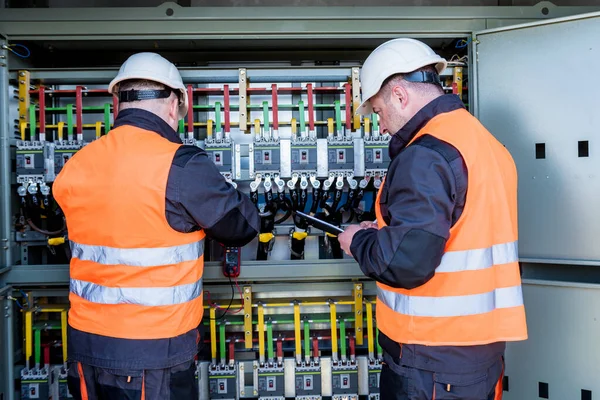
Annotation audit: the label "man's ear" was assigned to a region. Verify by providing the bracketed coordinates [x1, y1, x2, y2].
[392, 85, 409, 110]
[169, 97, 179, 124]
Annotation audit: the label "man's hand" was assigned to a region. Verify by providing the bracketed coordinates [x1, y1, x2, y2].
[339, 224, 365, 257]
[359, 220, 378, 230]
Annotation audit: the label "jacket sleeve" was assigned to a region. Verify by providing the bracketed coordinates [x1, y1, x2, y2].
[349, 140, 465, 289]
[166, 145, 260, 247]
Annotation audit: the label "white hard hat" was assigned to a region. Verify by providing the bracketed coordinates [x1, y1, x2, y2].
[357, 38, 447, 115]
[108, 52, 188, 119]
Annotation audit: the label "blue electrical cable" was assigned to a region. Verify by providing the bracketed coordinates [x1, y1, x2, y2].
[6, 43, 31, 58]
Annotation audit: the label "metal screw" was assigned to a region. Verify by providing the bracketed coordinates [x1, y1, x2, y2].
[254, 390, 258, 395]
[19, 97, 24, 102]
[246, 330, 250, 335]
[245, 314, 250, 318]
[241, 391, 245, 396]
[357, 328, 362, 332]
[19, 71, 25, 77]
[357, 310, 362, 315]
[19, 80, 25, 84]
[244, 288, 250, 293]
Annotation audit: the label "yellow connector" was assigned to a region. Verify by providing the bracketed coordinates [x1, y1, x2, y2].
[20, 122, 27, 141]
[210, 307, 217, 363]
[330, 301, 338, 361]
[366, 302, 374, 358]
[57, 121, 64, 141]
[48, 237, 65, 246]
[327, 118, 334, 136]
[364, 117, 371, 136]
[294, 303, 301, 360]
[95, 121, 102, 139]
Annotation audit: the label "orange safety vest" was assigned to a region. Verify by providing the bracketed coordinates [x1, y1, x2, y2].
[375, 108, 527, 346]
[53, 125, 205, 340]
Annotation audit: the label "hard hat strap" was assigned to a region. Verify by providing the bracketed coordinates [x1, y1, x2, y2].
[118, 89, 175, 103]
[403, 70, 441, 85]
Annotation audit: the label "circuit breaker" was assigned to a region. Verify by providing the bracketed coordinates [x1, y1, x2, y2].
[257, 364, 285, 400]
[363, 135, 391, 178]
[205, 140, 235, 182]
[16, 141, 46, 185]
[251, 142, 281, 178]
[52, 141, 84, 179]
[295, 363, 322, 400]
[291, 139, 318, 174]
[327, 141, 354, 175]
[367, 360, 382, 400]
[208, 364, 238, 400]
[21, 368, 50, 400]
[331, 361, 358, 400]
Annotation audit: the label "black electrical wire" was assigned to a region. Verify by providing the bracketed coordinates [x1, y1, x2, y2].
[208, 275, 237, 321]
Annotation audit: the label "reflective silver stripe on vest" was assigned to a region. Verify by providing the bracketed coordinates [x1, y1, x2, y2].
[435, 241, 518, 273]
[70, 278, 203, 306]
[70, 240, 204, 267]
[377, 285, 523, 318]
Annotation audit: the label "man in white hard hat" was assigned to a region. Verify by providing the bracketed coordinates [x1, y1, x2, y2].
[339, 38, 527, 399]
[53, 52, 260, 399]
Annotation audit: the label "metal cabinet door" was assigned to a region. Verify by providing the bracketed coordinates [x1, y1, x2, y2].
[472, 12, 600, 265]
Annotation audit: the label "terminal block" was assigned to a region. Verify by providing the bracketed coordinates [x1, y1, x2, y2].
[295, 362, 322, 400]
[16, 141, 46, 185]
[208, 363, 238, 400]
[331, 360, 359, 400]
[367, 359, 382, 400]
[21, 367, 50, 400]
[256, 362, 285, 400]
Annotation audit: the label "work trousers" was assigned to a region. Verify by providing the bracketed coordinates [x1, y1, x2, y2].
[66, 359, 198, 400]
[380, 354, 504, 400]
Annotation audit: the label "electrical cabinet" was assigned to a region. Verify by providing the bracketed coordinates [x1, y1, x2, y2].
[1, 5, 600, 400]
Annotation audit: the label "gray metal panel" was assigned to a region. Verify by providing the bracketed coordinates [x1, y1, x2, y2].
[504, 280, 600, 400]
[1, 286, 15, 400]
[5, 259, 368, 285]
[474, 12, 600, 263]
[0, 34, 11, 272]
[1, 2, 599, 41]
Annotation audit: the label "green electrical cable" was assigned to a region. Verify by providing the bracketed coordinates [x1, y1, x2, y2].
[262, 101, 270, 132]
[267, 319, 274, 361]
[298, 100, 306, 134]
[219, 323, 226, 362]
[334, 100, 342, 134]
[29, 104, 36, 140]
[178, 119, 184, 135]
[66, 104, 74, 141]
[34, 328, 41, 366]
[215, 102, 222, 134]
[303, 319, 310, 359]
[372, 113, 379, 133]
[104, 103, 111, 132]
[376, 326, 382, 356]
[340, 319, 347, 359]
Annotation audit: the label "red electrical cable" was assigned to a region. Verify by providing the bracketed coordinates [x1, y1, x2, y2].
[224, 84, 231, 134]
[204, 276, 244, 314]
[75, 86, 83, 140]
[307, 83, 315, 132]
[344, 83, 351, 132]
[187, 85, 194, 138]
[271, 84, 278, 132]
[349, 335, 355, 358]
[44, 344, 50, 367]
[38, 86, 45, 139]
[113, 94, 119, 120]
[276, 338, 283, 359]
[312, 337, 319, 359]
[229, 340, 235, 363]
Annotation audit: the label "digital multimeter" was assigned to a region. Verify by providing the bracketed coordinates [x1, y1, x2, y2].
[223, 246, 241, 277]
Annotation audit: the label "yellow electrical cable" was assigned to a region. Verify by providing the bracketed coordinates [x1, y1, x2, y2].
[294, 303, 301, 359]
[48, 237, 65, 246]
[364, 117, 371, 136]
[95, 121, 102, 139]
[366, 302, 374, 357]
[207, 119, 213, 140]
[25, 311, 32, 366]
[210, 307, 217, 362]
[258, 304, 265, 363]
[330, 302, 338, 360]
[61, 310, 68, 363]
[291, 118, 297, 135]
[327, 118, 334, 136]
[20, 122, 27, 141]
[254, 119, 261, 136]
[57, 121, 64, 141]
